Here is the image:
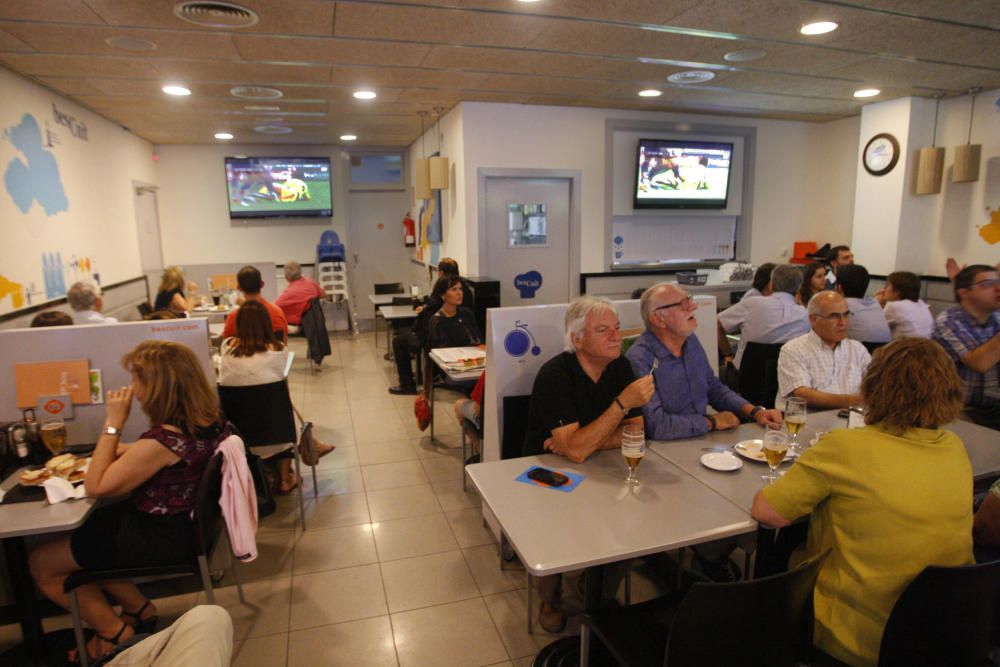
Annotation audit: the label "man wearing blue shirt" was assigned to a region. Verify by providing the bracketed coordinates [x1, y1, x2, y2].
[627, 282, 782, 441]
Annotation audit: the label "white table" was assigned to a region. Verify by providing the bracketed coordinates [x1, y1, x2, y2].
[190, 305, 235, 322]
[367, 293, 405, 307]
[427, 347, 483, 440]
[0, 469, 97, 664]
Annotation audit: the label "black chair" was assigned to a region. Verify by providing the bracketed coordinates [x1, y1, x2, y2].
[373, 282, 405, 350]
[136, 301, 152, 318]
[580, 551, 828, 667]
[218, 380, 315, 528]
[459, 416, 481, 491]
[630, 287, 646, 299]
[738, 342, 785, 409]
[878, 559, 1000, 667]
[66, 454, 246, 667]
[502, 394, 532, 460]
[863, 341, 888, 355]
[301, 296, 331, 369]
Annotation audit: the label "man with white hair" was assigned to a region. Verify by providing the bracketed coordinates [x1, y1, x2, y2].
[67, 281, 117, 325]
[522, 296, 654, 632]
[275, 260, 325, 329]
[777, 291, 871, 408]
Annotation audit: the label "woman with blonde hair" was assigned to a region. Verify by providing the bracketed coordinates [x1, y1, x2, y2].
[153, 266, 197, 313]
[752, 337, 974, 666]
[29, 340, 229, 663]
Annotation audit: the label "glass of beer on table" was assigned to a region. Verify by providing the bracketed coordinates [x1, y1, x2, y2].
[40, 418, 67, 456]
[762, 423, 788, 483]
[621, 424, 645, 485]
[784, 396, 807, 453]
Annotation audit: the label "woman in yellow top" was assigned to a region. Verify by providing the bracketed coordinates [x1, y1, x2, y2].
[752, 337, 973, 667]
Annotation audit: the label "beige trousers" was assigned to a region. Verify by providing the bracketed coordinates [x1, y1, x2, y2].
[106, 605, 233, 667]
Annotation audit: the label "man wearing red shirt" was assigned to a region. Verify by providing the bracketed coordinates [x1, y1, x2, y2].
[275, 261, 325, 326]
[222, 265, 288, 340]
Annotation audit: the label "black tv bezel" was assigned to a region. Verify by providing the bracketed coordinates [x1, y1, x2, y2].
[224, 156, 334, 219]
[632, 138, 734, 210]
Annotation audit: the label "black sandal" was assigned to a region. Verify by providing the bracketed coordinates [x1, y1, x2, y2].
[68, 621, 130, 664]
[121, 600, 158, 634]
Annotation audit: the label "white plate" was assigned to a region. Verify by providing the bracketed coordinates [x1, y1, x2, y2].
[734, 439, 767, 463]
[700, 451, 743, 472]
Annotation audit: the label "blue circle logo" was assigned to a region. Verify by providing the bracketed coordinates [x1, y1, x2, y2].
[504, 329, 530, 357]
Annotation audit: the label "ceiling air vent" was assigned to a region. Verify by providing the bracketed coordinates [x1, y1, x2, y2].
[230, 86, 283, 100]
[667, 70, 716, 84]
[174, 2, 259, 28]
[254, 125, 293, 135]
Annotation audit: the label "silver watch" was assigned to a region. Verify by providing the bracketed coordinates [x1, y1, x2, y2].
[102, 425, 122, 437]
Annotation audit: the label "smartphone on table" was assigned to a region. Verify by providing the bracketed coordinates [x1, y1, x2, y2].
[526, 467, 570, 487]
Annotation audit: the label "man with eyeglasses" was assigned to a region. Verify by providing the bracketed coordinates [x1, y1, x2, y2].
[627, 283, 783, 440]
[777, 292, 871, 408]
[933, 264, 1000, 430]
[717, 263, 811, 369]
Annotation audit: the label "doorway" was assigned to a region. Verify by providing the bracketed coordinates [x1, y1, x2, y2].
[479, 170, 581, 306]
[346, 189, 410, 324]
[133, 183, 163, 297]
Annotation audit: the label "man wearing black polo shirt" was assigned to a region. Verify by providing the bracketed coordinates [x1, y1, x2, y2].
[522, 296, 654, 632]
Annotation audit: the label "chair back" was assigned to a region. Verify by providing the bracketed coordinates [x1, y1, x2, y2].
[374, 282, 405, 295]
[218, 380, 297, 447]
[878, 560, 1000, 667]
[191, 453, 224, 558]
[863, 341, 887, 355]
[630, 287, 647, 300]
[502, 394, 532, 460]
[738, 342, 785, 408]
[137, 302, 153, 318]
[392, 296, 416, 306]
[664, 551, 828, 667]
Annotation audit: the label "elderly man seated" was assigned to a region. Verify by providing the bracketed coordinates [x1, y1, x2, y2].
[523, 296, 654, 633]
[933, 264, 1000, 430]
[67, 281, 117, 325]
[717, 263, 810, 369]
[777, 292, 871, 408]
[275, 260, 325, 332]
[626, 282, 782, 440]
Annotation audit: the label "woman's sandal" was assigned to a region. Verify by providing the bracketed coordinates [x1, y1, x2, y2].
[68, 621, 131, 664]
[121, 600, 159, 635]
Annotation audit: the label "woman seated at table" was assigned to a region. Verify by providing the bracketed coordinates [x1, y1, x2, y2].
[219, 300, 333, 493]
[796, 262, 828, 306]
[153, 266, 197, 314]
[29, 340, 230, 664]
[426, 276, 481, 349]
[751, 337, 973, 667]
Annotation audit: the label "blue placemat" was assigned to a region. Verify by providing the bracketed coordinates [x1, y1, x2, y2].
[515, 467, 586, 493]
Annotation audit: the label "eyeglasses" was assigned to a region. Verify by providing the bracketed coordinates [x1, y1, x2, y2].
[655, 296, 694, 312]
[816, 310, 852, 322]
[971, 278, 1000, 289]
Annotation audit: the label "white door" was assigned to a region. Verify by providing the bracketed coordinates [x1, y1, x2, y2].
[346, 189, 410, 321]
[133, 185, 164, 290]
[484, 177, 572, 306]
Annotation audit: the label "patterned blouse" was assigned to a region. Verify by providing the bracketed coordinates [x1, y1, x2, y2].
[131, 424, 227, 516]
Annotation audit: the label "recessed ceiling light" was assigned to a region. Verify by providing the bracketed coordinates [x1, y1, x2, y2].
[724, 48, 766, 62]
[638, 89, 662, 98]
[800, 21, 838, 35]
[105, 36, 157, 51]
[667, 70, 715, 84]
[162, 84, 191, 96]
[214, 132, 234, 140]
[340, 134, 357, 141]
[353, 90, 377, 100]
[853, 88, 881, 98]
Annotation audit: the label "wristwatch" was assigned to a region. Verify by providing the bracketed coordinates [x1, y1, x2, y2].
[102, 425, 122, 437]
[748, 406, 764, 420]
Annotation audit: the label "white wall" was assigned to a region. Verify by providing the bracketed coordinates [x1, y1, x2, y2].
[154, 144, 347, 268]
[0, 67, 156, 316]
[454, 102, 858, 275]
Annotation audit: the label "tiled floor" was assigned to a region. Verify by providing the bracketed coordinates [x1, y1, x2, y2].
[0, 332, 559, 666]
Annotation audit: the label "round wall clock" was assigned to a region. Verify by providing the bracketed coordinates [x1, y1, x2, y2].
[863, 133, 900, 176]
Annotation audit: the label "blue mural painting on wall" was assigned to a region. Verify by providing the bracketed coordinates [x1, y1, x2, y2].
[504, 320, 542, 358]
[42, 252, 66, 298]
[4, 114, 69, 215]
[514, 270, 542, 299]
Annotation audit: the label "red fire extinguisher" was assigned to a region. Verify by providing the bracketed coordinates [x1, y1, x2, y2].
[402, 213, 416, 247]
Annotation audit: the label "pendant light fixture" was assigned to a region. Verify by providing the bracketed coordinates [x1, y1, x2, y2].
[952, 87, 981, 183]
[915, 94, 944, 195]
[414, 110, 431, 201]
[428, 106, 450, 190]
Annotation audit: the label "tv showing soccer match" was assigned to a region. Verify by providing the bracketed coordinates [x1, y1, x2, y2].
[225, 156, 333, 218]
[633, 139, 734, 210]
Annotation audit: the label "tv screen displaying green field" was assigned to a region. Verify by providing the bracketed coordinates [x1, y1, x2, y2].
[225, 156, 333, 218]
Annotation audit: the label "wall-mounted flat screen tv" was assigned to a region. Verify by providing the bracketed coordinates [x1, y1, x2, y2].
[633, 139, 733, 210]
[225, 156, 333, 218]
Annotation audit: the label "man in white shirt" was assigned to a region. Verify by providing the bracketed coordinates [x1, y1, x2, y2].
[824, 245, 854, 287]
[778, 292, 871, 408]
[875, 271, 934, 339]
[67, 281, 118, 325]
[835, 264, 890, 344]
[718, 264, 811, 369]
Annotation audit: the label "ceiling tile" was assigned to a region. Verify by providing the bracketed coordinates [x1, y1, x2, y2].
[526, 20, 708, 61]
[333, 2, 550, 48]
[232, 35, 432, 68]
[327, 66, 489, 92]
[83, 0, 336, 36]
[372, 0, 699, 24]
[0, 53, 155, 78]
[475, 73, 616, 98]
[0, 0, 103, 23]
[824, 58, 1000, 95]
[0, 22, 242, 60]
[151, 61, 333, 85]
[689, 40, 873, 76]
[35, 77, 108, 96]
[831, 18, 1000, 69]
[0, 26, 33, 52]
[858, 0, 1000, 31]
[421, 45, 606, 79]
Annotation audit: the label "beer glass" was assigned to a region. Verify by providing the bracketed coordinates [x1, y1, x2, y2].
[784, 397, 807, 454]
[40, 419, 67, 456]
[621, 424, 645, 485]
[762, 424, 788, 483]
